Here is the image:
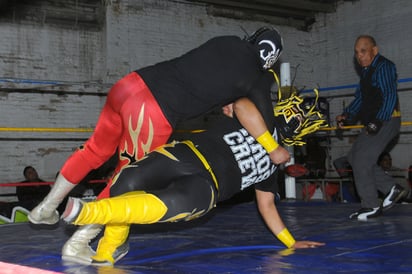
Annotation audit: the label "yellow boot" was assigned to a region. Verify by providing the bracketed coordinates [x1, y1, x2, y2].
[63, 191, 168, 225]
[91, 224, 130, 266]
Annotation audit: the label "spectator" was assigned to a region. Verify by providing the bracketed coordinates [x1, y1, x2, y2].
[377, 151, 403, 177]
[377, 151, 410, 201]
[405, 165, 412, 203]
[16, 166, 50, 210]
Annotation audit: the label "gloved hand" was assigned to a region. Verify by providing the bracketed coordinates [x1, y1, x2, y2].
[366, 120, 382, 135]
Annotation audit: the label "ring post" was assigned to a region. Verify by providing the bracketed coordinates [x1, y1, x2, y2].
[280, 62, 296, 199]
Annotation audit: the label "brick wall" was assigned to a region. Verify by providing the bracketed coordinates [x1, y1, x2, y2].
[0, 0, 411, 195]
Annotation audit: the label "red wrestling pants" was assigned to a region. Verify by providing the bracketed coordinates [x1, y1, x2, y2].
[60, 72, 173, 198]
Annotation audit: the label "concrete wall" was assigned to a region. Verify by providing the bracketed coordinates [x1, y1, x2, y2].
[0, 0, 411, 196]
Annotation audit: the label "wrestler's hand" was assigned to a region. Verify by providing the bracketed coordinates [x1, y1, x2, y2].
[269, 146, 290, 165]
[292, 241, 325, 249]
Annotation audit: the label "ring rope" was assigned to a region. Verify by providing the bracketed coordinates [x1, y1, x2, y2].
[320, 121, 412, 131]
[0, 127, 94, 132]
[1, 121, 412, 133]
[0, 179, 106, 187]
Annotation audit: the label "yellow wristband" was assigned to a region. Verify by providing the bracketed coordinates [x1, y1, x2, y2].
[256, 131, 279, 153]
[276, 228, 296, 248]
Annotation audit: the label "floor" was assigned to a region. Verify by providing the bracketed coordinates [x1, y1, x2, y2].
[0, 201, 411, 273]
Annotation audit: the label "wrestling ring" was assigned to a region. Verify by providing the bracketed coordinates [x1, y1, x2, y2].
[1, 78, 412, 273]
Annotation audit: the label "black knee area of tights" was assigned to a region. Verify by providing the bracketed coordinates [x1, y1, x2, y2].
[152, 175, 216, 222]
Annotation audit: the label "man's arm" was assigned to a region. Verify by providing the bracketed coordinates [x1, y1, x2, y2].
[233, 97, 290, 164]
[375, 61, 398, 120]
[255, 189, 325, 249]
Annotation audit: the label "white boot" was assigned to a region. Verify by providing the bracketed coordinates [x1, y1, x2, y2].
[28, 173, 75, 224]
[62, 224, 103, 265]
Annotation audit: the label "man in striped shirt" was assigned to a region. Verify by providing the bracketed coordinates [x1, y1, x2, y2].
[336, 35, 405, 221]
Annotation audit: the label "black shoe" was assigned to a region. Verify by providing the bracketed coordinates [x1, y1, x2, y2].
[349, 207, 382, 221]
[382, 184, 407, 211]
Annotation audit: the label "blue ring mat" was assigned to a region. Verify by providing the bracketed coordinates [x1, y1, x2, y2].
[0, 201, 411, 273]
